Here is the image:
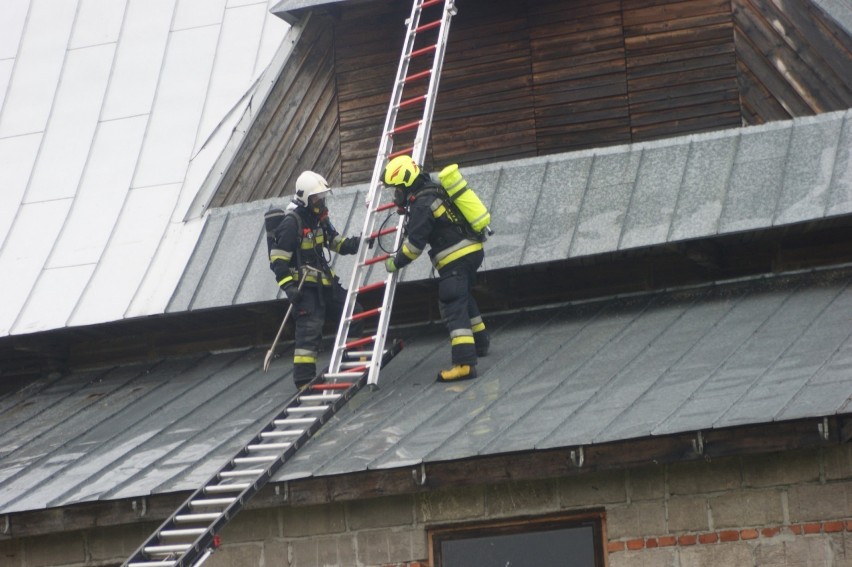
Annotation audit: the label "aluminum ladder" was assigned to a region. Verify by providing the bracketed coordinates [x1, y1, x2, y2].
[121, 1, 456, 565]
[121, 339, 402, 567]
[329, 0, 458, 388]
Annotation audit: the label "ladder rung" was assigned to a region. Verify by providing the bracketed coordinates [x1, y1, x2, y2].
[299, 394, 342, 402]
[260, 430, 302, 438]
[323, 371, 364, 380]
[205, 483, 250, 493]
[273, 417, 316, 426]
[415, 19, 441, 33]
[390, 119, 421, 135]
[129, 562, 177, 567]
[357, 281, 385, 295]
[341, 361, 369, 369]
[398, 94, 426, 109]
[159, 528, 207, 538]
[369, 226, 398, 240]
[190, 497, 235, 507]
[364, 254, 390, 266]
[411, 44, 437, 58]
[376, 202, 397, 213]
[247, 442, 291, 451]
[175, 513, 221, 523]
[287, 406, 329, 414]
[345, 335, 376, 349]
[144, 544, 191, 555]
[351, 307, 381, 321]
[388, 146, 413, 159]
[219, 469, 264, 478]
[311, 382, 354, 391]
[233, 456, 277, 465]
[404, 69, 431, 83]
[344, 350, 373, 358]
[421, 0, 442, 8]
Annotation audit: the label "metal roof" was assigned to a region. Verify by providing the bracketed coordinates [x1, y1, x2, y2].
[1, 1, 851, 340]
[168, 110, 852, 311]
[0, 0, 291, 337]
[1, 266, 851, 514]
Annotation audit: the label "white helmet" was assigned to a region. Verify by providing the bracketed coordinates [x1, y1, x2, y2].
[293, 170, 331, 207]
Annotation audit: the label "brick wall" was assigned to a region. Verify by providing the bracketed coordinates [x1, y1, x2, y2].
[1, 444, 850, 566]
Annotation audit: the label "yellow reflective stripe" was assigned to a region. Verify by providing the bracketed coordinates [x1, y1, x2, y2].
[302, 273, 335, 285]
[331, 235, 345, 252]
[402, 242, 421, 260]
[270, 248, 292, 261]
[294, 355, 317, 364]
[433, 203, 446, 218]
[434, 241, 483, 270]
[451, 335, 475, 346]
[278, 275, 294, 286]
[472, 321, 486, 333]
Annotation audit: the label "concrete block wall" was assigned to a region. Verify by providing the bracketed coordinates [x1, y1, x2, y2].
[1, 445, 850, 566]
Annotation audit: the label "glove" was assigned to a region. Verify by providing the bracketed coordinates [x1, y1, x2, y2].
[283, 284, 303, 304]
[340, 236, 360, 255]
[384, 257, 398, 273]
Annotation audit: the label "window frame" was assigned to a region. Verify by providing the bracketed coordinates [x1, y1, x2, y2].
[427, 510, 607, 567]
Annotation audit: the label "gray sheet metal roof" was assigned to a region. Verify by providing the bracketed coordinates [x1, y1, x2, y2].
[168, 110, 852, 311]
[2, 266, 851, 514]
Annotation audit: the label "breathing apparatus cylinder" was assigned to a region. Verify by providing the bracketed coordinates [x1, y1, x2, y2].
[437, 164, 491, 235]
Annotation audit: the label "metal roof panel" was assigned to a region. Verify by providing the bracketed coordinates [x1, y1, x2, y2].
[0, 133, 41, 248]
[45, 116, 147, 268]
[191, 210, 264, 309]
[2, 268, 852, 513]
[0, 0, 76, 138]
[774, 114, 843, 224]
[669, 133, 738, 241]
[826, 110, 852, 216]
[619, 143, 689, 250]
[68, 0, 127, 50]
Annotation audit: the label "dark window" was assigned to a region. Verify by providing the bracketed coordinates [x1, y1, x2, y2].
[430, 512, 605, 567]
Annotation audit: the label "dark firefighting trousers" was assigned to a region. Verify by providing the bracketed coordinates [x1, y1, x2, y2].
[437, 249, 487, 366]
[292, 282, 363, 387]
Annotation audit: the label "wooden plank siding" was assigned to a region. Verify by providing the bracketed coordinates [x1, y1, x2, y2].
[528, 0, 630, 152]
[210, 14, 342, 207]
[429, 1, 538, 167]
[733, 0, 852, 124]
[211, 0, 852, 206]
[622, 0, 741, 140]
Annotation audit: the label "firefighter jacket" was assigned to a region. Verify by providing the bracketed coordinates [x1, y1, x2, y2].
[392, 173, 484, 271]
[265, 205, 360, 289]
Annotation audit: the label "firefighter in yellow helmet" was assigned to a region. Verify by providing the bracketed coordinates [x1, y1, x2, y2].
[382, 155, 489, 382]
[264, 171, 363, 388]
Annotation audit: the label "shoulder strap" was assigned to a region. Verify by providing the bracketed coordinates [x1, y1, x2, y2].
[284, 209, 303, 269]
[413, 184, 476, 238]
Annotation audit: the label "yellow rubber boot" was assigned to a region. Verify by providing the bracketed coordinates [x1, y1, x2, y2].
[437, 364, 477, 382]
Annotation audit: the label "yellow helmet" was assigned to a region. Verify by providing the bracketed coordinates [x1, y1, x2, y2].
[383, 155, 420, 188]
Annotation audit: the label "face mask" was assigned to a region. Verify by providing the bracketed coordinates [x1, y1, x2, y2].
[393, 188, 406, 208]
[309, 196, 325, 214]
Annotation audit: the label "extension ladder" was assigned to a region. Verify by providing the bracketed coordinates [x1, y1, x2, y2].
[330, 0, 457, 388]
[122, 1, 456, 566]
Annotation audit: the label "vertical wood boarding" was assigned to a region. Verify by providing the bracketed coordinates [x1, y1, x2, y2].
[732, 0, 852, 124]
[210, 15, 341, 207]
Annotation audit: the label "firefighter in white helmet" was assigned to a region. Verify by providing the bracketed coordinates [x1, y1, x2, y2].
[264, 171, 363, 388]
[382, 155, 489, 382]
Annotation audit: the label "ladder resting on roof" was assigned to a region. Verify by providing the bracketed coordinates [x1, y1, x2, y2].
[122, 1, 457, 566]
